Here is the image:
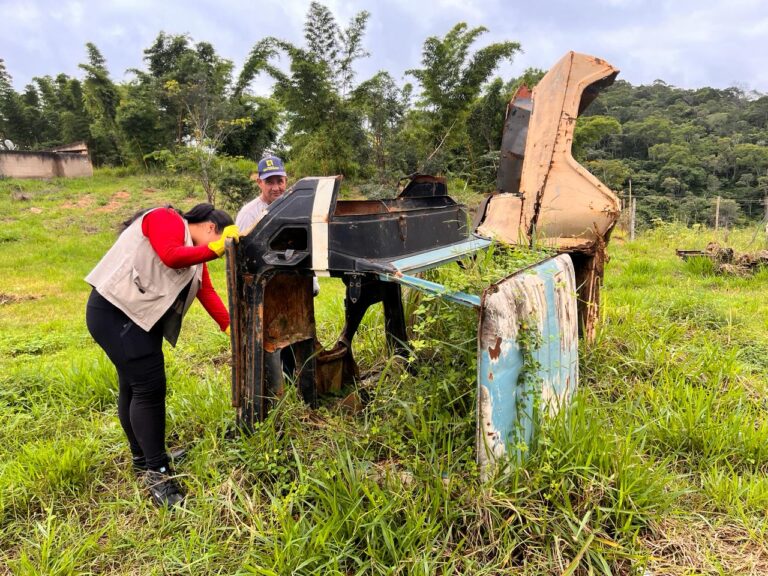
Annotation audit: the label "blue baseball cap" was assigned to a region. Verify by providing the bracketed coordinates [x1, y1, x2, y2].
[258, 155, 287, 180]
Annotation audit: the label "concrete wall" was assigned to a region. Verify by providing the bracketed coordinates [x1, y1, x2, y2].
[47, 141, 88, 154]
[0, 151, 93, 179]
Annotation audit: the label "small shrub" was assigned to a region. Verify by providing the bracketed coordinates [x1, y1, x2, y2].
[684, 255, 716, 276]
[95, 165, 138, 178]
[217, 165, 257, 211]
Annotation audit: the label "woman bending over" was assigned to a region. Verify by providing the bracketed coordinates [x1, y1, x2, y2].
[85, 203, 238, 507]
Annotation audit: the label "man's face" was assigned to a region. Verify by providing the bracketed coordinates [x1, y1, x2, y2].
[258, 175, 287, 205]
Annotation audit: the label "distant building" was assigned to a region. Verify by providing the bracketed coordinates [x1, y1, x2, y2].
[0, 141, 93, 178]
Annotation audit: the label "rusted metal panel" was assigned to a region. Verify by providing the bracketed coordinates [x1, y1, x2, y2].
[474, 194, 526, 245]
[225, 240, 242, 408]
[477, 52, 620, 250]
[522, 52, 620, 245]
[398, 174, 449, 198]
[476, 51, 620, 343]
[496, 86, 532, 196]
[263, 275, 315, 352]
[477, 254, 578, 478]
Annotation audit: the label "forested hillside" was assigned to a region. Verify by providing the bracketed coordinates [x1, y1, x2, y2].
[581, 80, 768, 227]
[1, 2, 767, 227]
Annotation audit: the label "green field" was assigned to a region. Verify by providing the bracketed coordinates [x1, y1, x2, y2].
[2, 173, 768, 575]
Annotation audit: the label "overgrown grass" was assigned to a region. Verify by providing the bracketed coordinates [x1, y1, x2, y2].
[2, 175, 768, 573]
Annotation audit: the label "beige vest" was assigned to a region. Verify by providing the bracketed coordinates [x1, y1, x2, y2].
[85, 209, 202, 345]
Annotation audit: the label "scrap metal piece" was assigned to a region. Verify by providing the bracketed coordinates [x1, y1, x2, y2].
[675, 249, 711, 261]
[477, 254, 578, 479]
[478, 51, 620, 249]
[523, 52, 620, 247]
[476, 51, 620, 341]
[495, 86, 532, 196]
[229, 175, 474, 428]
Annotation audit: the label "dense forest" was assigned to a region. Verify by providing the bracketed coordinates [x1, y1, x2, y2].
[1, 2, 767, 227]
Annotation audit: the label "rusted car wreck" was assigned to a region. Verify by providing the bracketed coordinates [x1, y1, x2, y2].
[225, 52, 621, 475]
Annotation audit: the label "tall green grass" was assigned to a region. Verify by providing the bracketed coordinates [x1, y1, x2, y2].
[2, 176, 768, 573]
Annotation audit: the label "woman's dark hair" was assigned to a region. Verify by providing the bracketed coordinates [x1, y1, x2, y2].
[120, 203, 233, 234]
[183, 203, 234, 233]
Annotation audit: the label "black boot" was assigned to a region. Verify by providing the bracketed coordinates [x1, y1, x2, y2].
[132, 455, 147, 474]
[132, 447, 187, 474]
[144, 465, 185, 508]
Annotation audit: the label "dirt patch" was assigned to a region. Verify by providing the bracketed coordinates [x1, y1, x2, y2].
[143, 187, 159, 194]
[0, 293, 40, 306]
[81, 224, 101, 235]
[96, 189, 131, 213]
[62, 195, 96, 210]
[641, 517, 768, 575]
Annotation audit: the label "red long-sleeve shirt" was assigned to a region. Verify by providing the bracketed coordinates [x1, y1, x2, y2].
[141, 207, 229, 331]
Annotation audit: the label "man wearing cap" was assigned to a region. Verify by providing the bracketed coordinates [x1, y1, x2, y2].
[236, 155, 320, 298]
[235, 155, 289, 233]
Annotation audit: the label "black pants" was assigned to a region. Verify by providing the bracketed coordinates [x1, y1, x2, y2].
[86, 289, 169, 470]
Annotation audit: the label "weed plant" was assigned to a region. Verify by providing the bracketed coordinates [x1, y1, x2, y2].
[1, 177, 768, 573]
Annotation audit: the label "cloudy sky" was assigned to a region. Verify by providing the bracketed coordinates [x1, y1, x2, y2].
[2, 0, 767, 95]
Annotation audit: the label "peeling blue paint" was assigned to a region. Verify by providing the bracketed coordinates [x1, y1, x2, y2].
[477, 255, 578, 477]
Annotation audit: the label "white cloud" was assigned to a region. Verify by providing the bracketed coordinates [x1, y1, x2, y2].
[49, 1, 84, 25]
[0, 2, 42, 22]
[0, 1, 42, 25]
[2, 0, 767, 92]
[386, 0, 495, 30]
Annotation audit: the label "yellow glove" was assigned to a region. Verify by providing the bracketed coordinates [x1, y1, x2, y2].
[208, 225, 240, 257]
[224, 325, 231, 336]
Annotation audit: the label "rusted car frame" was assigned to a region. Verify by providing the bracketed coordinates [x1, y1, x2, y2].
[226, 51, 620, 474]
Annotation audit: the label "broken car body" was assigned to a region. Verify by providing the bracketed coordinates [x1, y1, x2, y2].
[225, 52, 621, 475]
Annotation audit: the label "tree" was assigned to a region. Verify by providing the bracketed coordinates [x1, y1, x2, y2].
[118, 33, 277, 201]
[79, 43, 122, 164]
[622, 116, 673, 159]
[140, 32, 195, 144]
[237, 2, 372, 177]
[406, 23, 520, 173]
[303, 2, 370, 96]
[745, 95, 768, 129]
[467, 77, 507, 152]
[0, 60, 29, 147]
[407, 24, 519, 123]
[464, 78, 509, 186]
[220, 96, 280, 160]
[19, 84, 47, 148]
[585, 158, 631, 191]
[116, 79, 168, 163]
[350, 72, 410, 174]
[30, 76, 63, 147]
[56, 75, 91, 144]
[167, 73, 251, 204]
[573, 115, 621, 160]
